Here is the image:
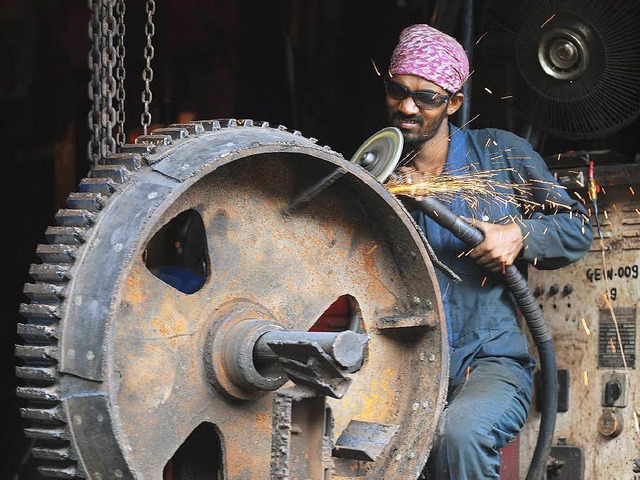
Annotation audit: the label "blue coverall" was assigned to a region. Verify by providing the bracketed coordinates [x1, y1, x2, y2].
[415, 125, 593, 479]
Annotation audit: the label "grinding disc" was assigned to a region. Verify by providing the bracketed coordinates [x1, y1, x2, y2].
[350, 126, 404, 182]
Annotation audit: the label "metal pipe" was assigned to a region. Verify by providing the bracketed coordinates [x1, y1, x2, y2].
[460, 0, 474, 127]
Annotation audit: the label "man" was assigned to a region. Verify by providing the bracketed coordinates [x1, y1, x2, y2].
[384, 24, 593, 479]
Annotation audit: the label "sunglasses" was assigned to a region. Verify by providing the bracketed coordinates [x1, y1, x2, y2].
[384, 79, 450, 109]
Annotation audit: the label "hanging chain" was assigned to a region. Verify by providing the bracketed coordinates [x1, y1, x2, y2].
[100, 0, 118, 158]
[115, 0, 127, 147]
[141, 0, 156, 135]
[88, 0, 103, 165]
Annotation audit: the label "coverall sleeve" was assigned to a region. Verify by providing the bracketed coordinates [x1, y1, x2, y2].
[504, 135, 593, 270]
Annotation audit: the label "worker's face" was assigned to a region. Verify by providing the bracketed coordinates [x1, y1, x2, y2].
[385, 74, 464, 146]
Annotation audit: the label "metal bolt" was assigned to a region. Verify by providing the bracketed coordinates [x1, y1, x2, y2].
[359, 151, 375, 167]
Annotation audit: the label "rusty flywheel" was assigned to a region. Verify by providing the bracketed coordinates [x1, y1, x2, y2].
[16, 119, 448, 479]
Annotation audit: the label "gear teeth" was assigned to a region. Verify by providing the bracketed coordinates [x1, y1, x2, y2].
[237, 119, 253, 127]
[15, 345, 59, 363]
[152, 127, 188, 140]
[36, 464, 78, 479]
[91, 164, 130, 184]
[23, 282, 64, 302]
[16, 387, 61, 404]
[29, 263, 72, 282]
[219, 118, 237, 128]
[201, 119, 221, 131]
[103, 152, 143, 171]
[24, 425, 68, 441]
[17, 323, 58, 342]
[55, 209, 95, 228]
[135, 133, 172, 146]
[79, 177, 117, 196]
[119, 142, 157, 155]
[254, 120, 270, 127]
[36, 244, 77, 264]
[31, 446, 73, 462]
[16, 365, 58, 382]
[169, 122, 205, 135]
[66, 192, 104, 213]
[20, 303, 60, 323]
[21, 405, 66, 423]
[45, 226, 86, 246]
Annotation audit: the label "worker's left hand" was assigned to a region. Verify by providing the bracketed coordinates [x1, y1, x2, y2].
[462, 219, 524, 274]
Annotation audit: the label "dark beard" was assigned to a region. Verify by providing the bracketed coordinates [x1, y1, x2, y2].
[402, 107, 448, 149]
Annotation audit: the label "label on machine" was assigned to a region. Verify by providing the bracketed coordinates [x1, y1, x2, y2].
[598, 307, 636, 369]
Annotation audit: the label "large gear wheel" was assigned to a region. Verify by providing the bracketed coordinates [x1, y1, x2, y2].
[16, 119, 448, 479]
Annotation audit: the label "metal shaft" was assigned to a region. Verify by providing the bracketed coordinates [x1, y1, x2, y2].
[254, 330, 367, 369]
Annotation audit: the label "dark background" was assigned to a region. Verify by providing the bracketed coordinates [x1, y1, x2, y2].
[2, 1, 639, 478]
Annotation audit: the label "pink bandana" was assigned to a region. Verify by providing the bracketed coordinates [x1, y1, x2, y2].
[389, 24, 469, 93]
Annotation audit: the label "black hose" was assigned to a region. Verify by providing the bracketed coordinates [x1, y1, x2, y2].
[412, 196, 556, 480]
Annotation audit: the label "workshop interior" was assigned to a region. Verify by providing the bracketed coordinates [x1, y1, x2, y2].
[2, 0, 640, 479]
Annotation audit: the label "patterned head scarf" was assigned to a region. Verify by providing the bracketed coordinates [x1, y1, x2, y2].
[389, 24, 469, 93]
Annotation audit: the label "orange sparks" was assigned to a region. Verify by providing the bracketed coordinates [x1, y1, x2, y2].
[541, 13, 556, 28]
[475, 31, 488, 45]
[501, 95, 513, 100]
[630, 186, 636, 196]
[609, 337, 617, 353]
[366, 244, 379, 255]
[481, 276, 487, 287]
[484, 87, 493, 94]
[636, 208, 640, 216]
[466, 366, 471, 380]
[581, 318, 591, 335]
[384, 167, 536, 209]
[371, 59, 381, 76]
[583, 370, 589, 386]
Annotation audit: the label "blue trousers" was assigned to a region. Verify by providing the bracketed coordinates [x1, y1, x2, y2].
[424, 357, 533, 479]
